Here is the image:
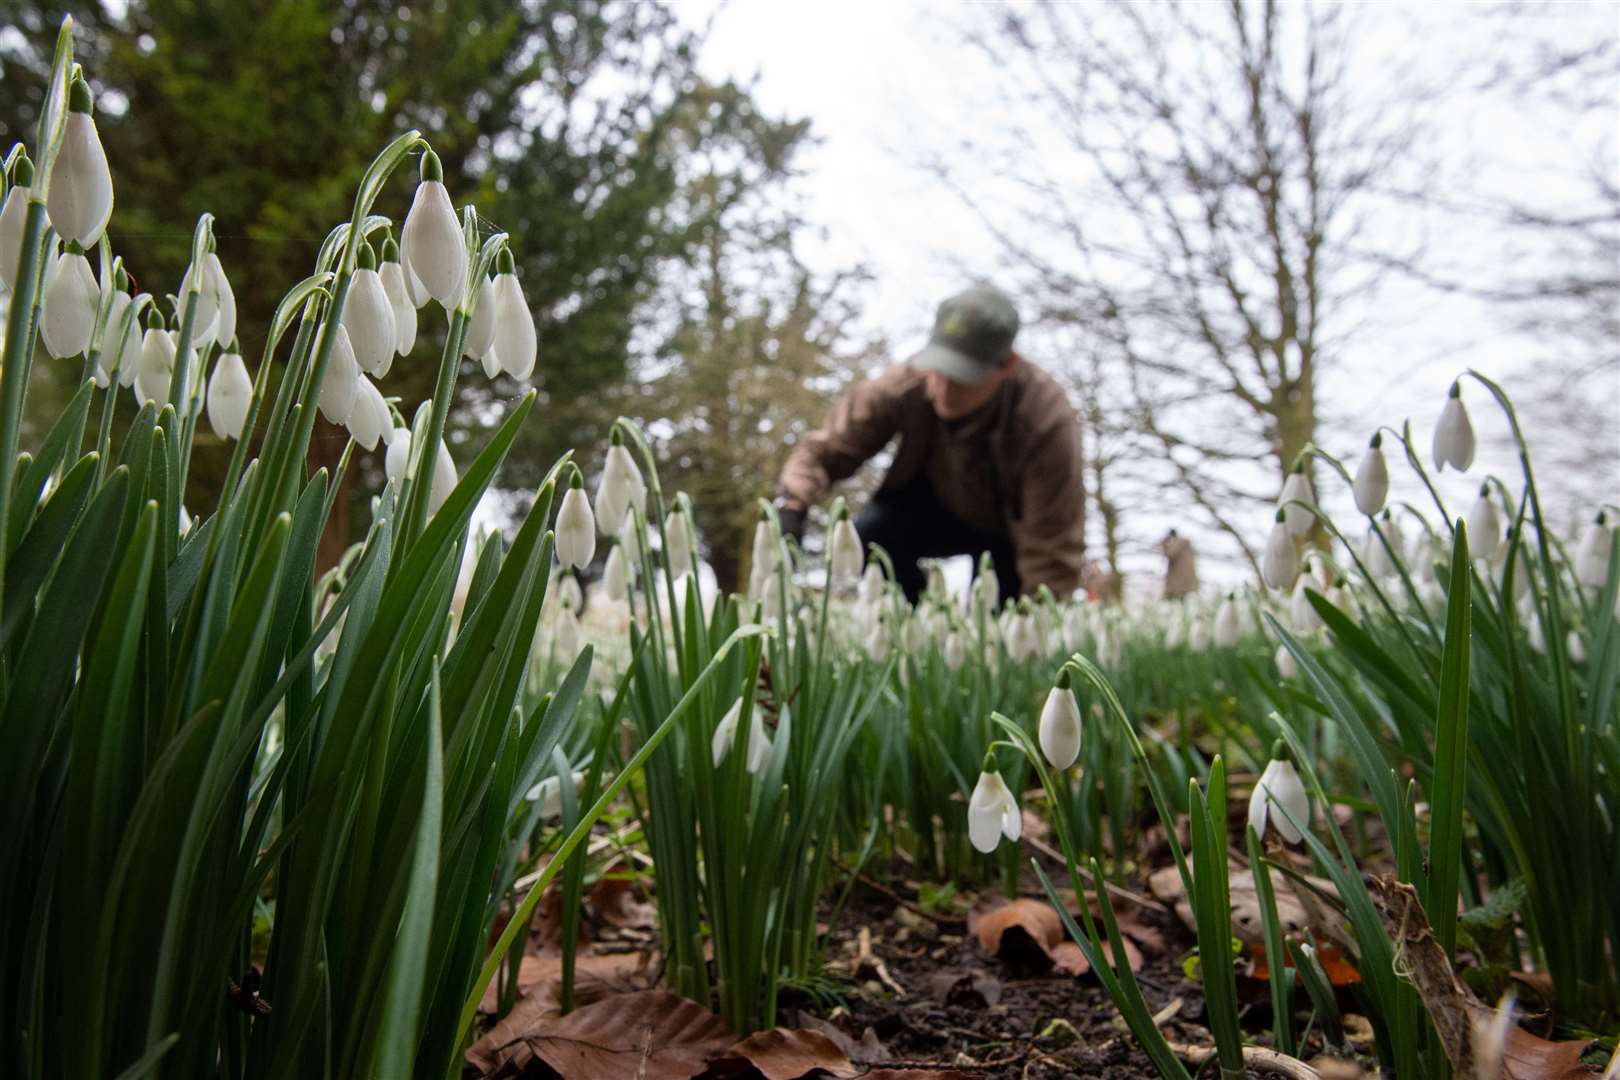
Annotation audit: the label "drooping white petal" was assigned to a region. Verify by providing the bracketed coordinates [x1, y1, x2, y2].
[96, 289, 136, 387]
[1575, 514, 1613, 588]
[400, 180, 466, 307]
[384, 427, 413, 485]
[1248, 758, 1309, 843]
[1352, 441, 1388, 516]
[178, 257, 221, 348]
[1213, 595, 1242, 648]
[0, 185, 31, 293]
[829, 518, 864, 587]
[1274, 642, 1299, 679]
[40, 250, 98, 358]
[1432, 392, 1476, 472]
[968, 770, 1019, 853]
[1278, 472, 1315, 538]
[46, 111, 114, 247]
[664, 509, 693, 578]
[744, 708, 773, 775]
[555, 486, 597, 569]
[316, 324, 361, 427]
[379, 260, 418, 357]
[1466, 490, 1502, 563]
[464, 276, 497, 360]
[344, 266, 397, 377]
[346, 374, 390, 451]
[1038, 684, 1082, 770]
[1261, 517, 1299, 591]
[492, 271, 536, 381]
[602, 544, 631, 602]
[943, 631, 966, 670]
[711, 699, 743, 768]
[205, 351, 253, 440]
[431, 438, 457, 513]
[133, 327, 175, 407]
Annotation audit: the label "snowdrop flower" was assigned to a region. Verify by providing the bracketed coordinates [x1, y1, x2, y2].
[1213, 594, 1242, 648]
[751, 512, 778, 580]
[744, 708, 774, 774]
[1278, 466, 1315, 539]
[1290, 578, 1322, 633]
[1038, 670, 1082, 770]
[46, 78, 114, 248]
[524, 771, 586, 815]
[865, 617, 890, 663]
[1575, 512, 1613, 588]
[346, 374, 390, 452]
[205, 349, 252, 440]
[1364, 522, 1397, 579]
[1274, 643, 1299, 679]
[97, 285, 140, 387]
[40, 245, 97, 358]
[1432, 382, 1476, 472]
[858, 562, 886, 605]
[968, 767, 1021, 854]
[1061, 606, 1086, 653]
[712, 699, 773, 774]
[943, 630, 966, 671]
[552, 602, 582, 661]
[0, 156, 34, 293]
[1465, 486, 1502, 563]
[378, 238, 417, 359]
[595, 433, 645, 535]
[491, 248, 536, 381]
[828, 511, 864, 588]
[344, 241, 396, 378]
[1262, 510, 1299, 591]
[430, 437, 457, 513]
[972, 564, 999, 614]
[602, 542, 631, 603]
[463, 274, 498, 368]
[711, 699, 744, 768]
[1248, 746, 1309, 844]
[1164, 613, 1186, 649]
[1566, 629, 1587, 665]
[178, 250, 237, 350]
[1188, 614, 1211, 651]
[133, 311, 175, 407]
[384, 426, 413, 485]
[664, 506, 693, 578]
[316, 323, 361, 427]
[555, 471, 597, 569]
[1006, 605, 1040, 661]
[400, 150, 466, 308]
[554, 569, 584, 614]
[1352, 433, 1389, 516]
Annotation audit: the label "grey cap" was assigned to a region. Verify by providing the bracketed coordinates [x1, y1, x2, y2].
[907, 286, 1020, 385]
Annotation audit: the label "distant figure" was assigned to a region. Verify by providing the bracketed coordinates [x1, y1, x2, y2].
[1161, 529, 1198, 599]
[1082, 559, 1122, 605]
[775, 285, 1085, 604]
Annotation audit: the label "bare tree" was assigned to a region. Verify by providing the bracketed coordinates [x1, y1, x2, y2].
[931, 0, 1432, 571]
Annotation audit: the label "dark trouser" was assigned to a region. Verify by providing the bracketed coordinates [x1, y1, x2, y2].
[855, 479, 1020, 605]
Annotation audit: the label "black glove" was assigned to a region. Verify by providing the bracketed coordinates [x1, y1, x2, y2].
[776, 502, 807, 543]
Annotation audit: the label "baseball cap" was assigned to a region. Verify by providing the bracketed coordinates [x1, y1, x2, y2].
[907, 286, 1020, 385]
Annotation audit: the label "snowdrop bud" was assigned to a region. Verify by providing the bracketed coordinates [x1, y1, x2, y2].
[552, 603, 582, 661]
[431, 438, 457, 513]
[943, 630, 966, 671]
[602, 542, 631, 603]
[1575, 512, 1613, 588]
[400, 150, 466, 308]
[205, 350, 252, 440]
[744, 708, 773, 775]
[968, 767, 1021, 854]
[0, 157, 33, 292]
[858, 562, 885, 605]
[491, 248, 536, 381]
[46, 78, 114, 247]
[1278, 467, 1315, 539]
[664, 506, 693, 577]
[345, 241, 397, 378]
[1213, 594, 1242, 648]
[178, 256, 220, 348]
[384, 426, 412, 484]
[316, 323, 361, 427]
[865, 617, 890, 662]
[829, 512, 864, 588]
[1432, 382, 1476, 472]
[1352, 432, 1389, 516]
[346, 374, 390, 451]
[1262, 510, 1300, 591]
[1039, 670, 1082, 770]
[1466, 486, 1502, 563]
[1290, 578, 1322, 632]
[463, 274, 498, 364]
[554, 569, 584, 613]
[595, 434, 643, 535]
[379, 238, 417, 358]
[134, 309, 174, 407]
[973, 563, 999, 614]
[98, 284, 139, 387]
[1274, 643, 1299, 680]
[206, 252, 237, 348]
[1249, 744, 1309, 844]
[555, 471, 597, 569]
[751, 511, 777, 579]
[41, 245, 97, 358]
[711, 699, 743, 769]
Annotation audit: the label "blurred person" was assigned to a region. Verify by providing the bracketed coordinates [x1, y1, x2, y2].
[1160, 528, 1198, 599]
[775, 286, 1085, 604]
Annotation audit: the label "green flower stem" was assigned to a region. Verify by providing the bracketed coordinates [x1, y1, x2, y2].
[0, 197, 51, 623]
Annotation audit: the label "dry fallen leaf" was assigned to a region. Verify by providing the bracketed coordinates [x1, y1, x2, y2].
[706, 1027, 861, 1080]
[473, 989, 734, 1080]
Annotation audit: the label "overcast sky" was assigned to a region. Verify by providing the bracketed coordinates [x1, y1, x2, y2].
[676, 0, 1619, 591]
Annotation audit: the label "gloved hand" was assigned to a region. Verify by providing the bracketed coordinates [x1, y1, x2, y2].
[776, 500, 807, 544]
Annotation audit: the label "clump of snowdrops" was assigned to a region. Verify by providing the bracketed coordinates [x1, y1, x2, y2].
[0, 18, 760, 1079]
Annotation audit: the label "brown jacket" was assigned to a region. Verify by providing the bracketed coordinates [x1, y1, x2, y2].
[780, 361, 1086, 595]
[1161, 535, 1198, 598]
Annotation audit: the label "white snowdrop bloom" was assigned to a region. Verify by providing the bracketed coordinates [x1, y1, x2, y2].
[555, 476, 597, 570]
[1061, 606, 1086, 653]
[1164, 613, 1186, 649]
[1006, 609, 1041, 661]
[865, 618, 890, 663]
[400, 151, 466, 308]
[1526, 607, 1546, 654]
[0, 179, 32, 293]
[900, 614, 928, 654]
[710, 699, 743, 769]
[1290, 578, 1323, 632]
[1567, 629, 1587, 665]
[663, 508, 693, 578]
[491, 253, 536, 380]
[1262, 512, 1299, 591]
[553, 568, 584, 614]
[46, 81, 114, 247]
[177, 258, 219, 348]
[743, 707, 774, 775]
[1465, 487, 1502, 563]
[1248, 753, 1309, 844]
[133, 324, 175, 407]
[316, 324, 361, 427]
[1188, 613, 1211, 651]
[430, 438, 457, 513]
[523, 771, 586, 815]
[968, 769, 1021, 854]
[594, 440, 644, 536]
[1213, 594, 1242, 648]
[1278, 469, 1315, 538]
[1575, 513, 1613, 588]
[384, 426, 413, 485]
[1352, 433, 1389, 516]
[1038, 674, 1082, 770]
[972, 567, 999, 614]
[40, 247, 98, 358]
[829, 515, 864, 588]
[463, 275, 498, 364]
[1432, 383, 1476, 472]
[551, 603, 582, 661]
[943, 630, 966, 671]
[346, 374, 390, 451]
[1274, 643, 1299, 679]
[100, 286, 141, 388]
[205, 350, 252, 441]
[1364, 523, 1397, 579]
[602, 543, 631, 603]
[751, 516, 777, 579]
[344, 246, 396, 377]
[203, 251, 237, 347]
[858, 562, 886, 605]
[402, 256, 430, 310]
[378, 263, 416, 363]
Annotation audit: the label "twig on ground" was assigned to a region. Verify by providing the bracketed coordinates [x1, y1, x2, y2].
[1169, 1040, 1324, 1079]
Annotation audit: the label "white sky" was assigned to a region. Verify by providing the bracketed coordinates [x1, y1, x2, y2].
[674, 0, 1620, 590]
